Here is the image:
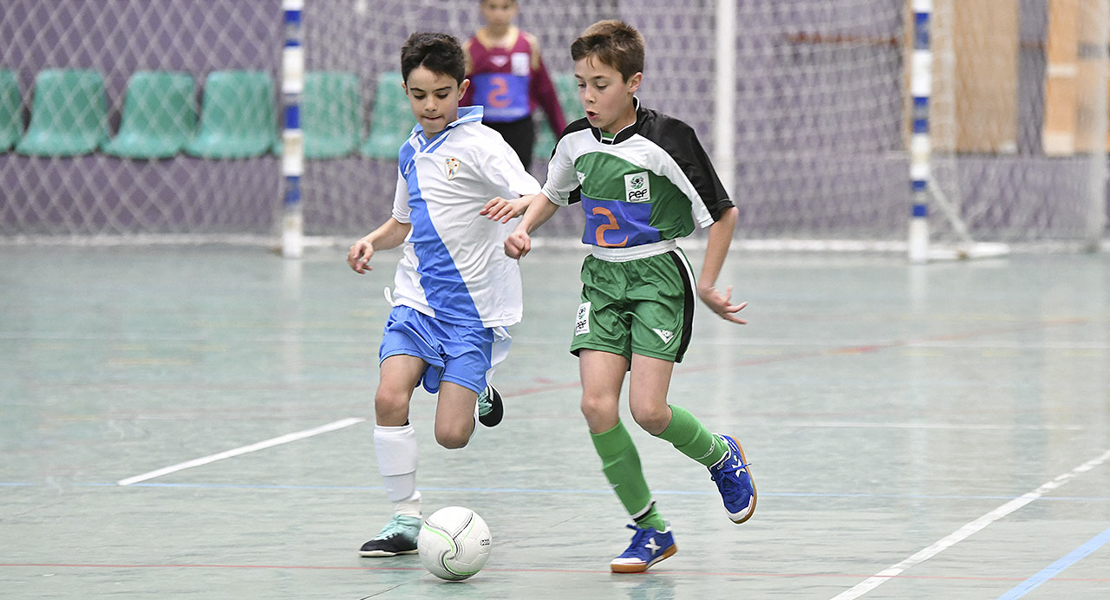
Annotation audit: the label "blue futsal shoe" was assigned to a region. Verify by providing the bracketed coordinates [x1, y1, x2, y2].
[709, 434, 757, 523]
[610, 524, 677, 573]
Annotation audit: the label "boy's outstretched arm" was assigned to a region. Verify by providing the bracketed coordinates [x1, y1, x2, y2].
[697, 206, 747, 324]
[504, 193, 560, 259]
[347, 218, 412, 274]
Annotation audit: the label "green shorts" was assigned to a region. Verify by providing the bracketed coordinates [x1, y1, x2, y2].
[570, 249, 696, 363]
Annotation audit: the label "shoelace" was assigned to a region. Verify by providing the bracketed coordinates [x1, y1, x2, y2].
[622, 524, 655, 555]
[711, 452, 753, 502]
[713, 445, 752, 476]
[377, 516, 416, 539]
[476, 387, 492, 416]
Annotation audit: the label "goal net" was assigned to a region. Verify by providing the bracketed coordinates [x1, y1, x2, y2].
[0, 0, 1106, 252]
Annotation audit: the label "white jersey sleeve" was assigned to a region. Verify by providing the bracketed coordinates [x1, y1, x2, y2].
[474, 137, 542, 201]
[391, 168, 411, 223]
[539, 131, 582, 206]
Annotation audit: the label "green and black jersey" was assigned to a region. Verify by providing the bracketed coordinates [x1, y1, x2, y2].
[540, 99, 734, 250]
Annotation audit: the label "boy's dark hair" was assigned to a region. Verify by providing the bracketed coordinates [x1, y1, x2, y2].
[400, 32, 466, 84]
[570, 20, 644, 82]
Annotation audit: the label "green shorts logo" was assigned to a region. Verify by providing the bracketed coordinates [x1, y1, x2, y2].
[575, 302, 591, 335]
[652, 328, 674, 344]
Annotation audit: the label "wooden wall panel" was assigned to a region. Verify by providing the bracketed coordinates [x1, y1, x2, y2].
[905, 0, 1020, 153]
[1044, 0, 1081, 155]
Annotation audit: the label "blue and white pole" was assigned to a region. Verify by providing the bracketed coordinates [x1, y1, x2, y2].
[281, 0, 305, 258]
[908, 0, 932, 263]
[713, 0, 737, 200]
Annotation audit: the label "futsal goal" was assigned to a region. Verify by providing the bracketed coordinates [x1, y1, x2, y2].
[0, 0, 1106, 259]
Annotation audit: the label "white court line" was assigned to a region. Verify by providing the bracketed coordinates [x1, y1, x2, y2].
[785, 421, 1085, 432]
[830, 448, 1110, 600]
[117, 418, 365, 486]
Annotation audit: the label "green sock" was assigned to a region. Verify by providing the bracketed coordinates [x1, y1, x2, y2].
[655, 405, 727, 468]
[591, 421, 667, 531]
[635, 503, 666, 531]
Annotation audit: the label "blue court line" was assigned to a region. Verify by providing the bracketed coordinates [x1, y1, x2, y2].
[996, 525, 1110, 600]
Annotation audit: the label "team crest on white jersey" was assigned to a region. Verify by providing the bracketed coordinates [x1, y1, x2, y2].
[444, 157, 461, 180]
[625, 172, 651, 202]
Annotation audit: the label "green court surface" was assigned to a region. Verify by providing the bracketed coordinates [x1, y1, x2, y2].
[1, 245, 1107, 599]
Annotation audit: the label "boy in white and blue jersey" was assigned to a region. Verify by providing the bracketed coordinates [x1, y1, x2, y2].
[347, 31, 539, 558]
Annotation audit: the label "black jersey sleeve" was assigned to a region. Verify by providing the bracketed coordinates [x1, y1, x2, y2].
[644, 111, 734, 221]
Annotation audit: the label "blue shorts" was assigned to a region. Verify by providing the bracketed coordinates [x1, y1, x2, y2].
[378, 305, 510, 395]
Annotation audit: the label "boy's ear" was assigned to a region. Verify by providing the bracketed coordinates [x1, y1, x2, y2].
[627, 72, 642, 94]
[459, 78, 470, 98]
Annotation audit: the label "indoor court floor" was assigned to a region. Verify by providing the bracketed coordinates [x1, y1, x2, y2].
[1, 243, 1107, 599]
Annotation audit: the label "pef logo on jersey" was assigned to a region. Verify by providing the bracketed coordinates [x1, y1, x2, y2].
[624, 172, 651, 202]
[444, 157, 461, 180]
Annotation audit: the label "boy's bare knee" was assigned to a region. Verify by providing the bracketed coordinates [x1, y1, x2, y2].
[436, 434, 469, 449]
[580, 396, 620, 432]
[434, 425, 471, 449]
[631, 404, 671, 436]
[580, 396, 604, 421]
[374, 391, 409, 425]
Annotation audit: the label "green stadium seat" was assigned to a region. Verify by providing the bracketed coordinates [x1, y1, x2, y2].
[184, 70, 276, 159]
[101, 71, 196, 159]
[360, 71, 413, 159]
[534, 72, 583, 160]
[274, 71, 361, 159]
[0, 70, 22, 152]
[16, 69, 108, 156]
[304, 71, 360, 158]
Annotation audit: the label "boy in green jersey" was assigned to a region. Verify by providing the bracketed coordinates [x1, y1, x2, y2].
[496, 20, 756, 573]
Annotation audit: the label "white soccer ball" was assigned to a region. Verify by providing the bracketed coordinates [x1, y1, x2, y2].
[418, 506, 492, 581]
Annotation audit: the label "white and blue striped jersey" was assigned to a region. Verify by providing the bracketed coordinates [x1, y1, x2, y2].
[390, 106, 541, 328]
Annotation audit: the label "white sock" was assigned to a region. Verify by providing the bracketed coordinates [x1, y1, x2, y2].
[393, 490, 421, 519]
[374, 424, 418, 510]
